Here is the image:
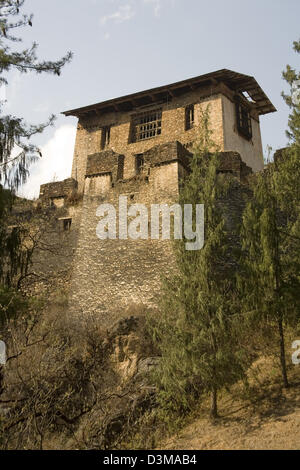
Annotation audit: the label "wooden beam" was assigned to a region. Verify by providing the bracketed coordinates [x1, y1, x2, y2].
[236, 81, 258, 91]
[254, 99, 269, 106]
[168, 89, 177, 97]
[131, 98, 140, 107]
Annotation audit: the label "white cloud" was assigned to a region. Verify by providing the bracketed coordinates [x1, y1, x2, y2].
[18, 124, 77, 200]
[100, 3, 135, 25]
[99, 0, 173, 32]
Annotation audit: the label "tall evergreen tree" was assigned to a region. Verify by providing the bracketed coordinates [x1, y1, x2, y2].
[151, 109, 247, 418]
[0, 0, 72, 287]
[0, 0, 72, 189]
[239, 171, 299, 388]
[239, 39, 300, 388]
[281, 39, 300, 144]
[276, 39, 300, 217]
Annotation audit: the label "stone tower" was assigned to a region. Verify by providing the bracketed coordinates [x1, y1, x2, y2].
[39, 69, 276, 324]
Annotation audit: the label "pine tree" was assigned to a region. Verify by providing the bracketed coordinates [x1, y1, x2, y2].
[239, 40, 300, 388]
[276, 39, 300, 218]
[0, 1, 72, 287]
[240, 171, 298, 388]
[281, 39, 300, 144]
[0, 0, 72, 189]
[151, 108, 247, 418]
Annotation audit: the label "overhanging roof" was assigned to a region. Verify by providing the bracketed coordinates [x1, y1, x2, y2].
[62, 69, 276, 118]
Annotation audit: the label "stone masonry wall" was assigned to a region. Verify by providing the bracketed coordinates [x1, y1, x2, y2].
[39, 178, 78, 201]
[7, 198, 82, 299]
[67, 141, 252, 327]
[71, 86, 263, 194]
[71, 92, 225, 193]
[222, 95, 264, 172]
[68, 143, 184, 326]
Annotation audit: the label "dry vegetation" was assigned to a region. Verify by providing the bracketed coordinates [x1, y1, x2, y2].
[0, 298, 157, 450]
[0, 289, 299, 450]
[161, 359, 300, 450]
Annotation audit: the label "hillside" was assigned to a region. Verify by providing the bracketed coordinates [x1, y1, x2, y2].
[161, 365, 300, 450]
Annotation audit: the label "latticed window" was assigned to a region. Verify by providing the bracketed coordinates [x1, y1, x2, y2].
[235, 99, 252, 140]
[131, 109, 162, 142]
[185, 104, 194, 130]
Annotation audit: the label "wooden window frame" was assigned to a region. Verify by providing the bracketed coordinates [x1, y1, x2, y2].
[131, 109, 162, 143]
[101, 126, 111, 149]
[235, 98, 252, 140]
[58, 217, 72, 231]
[185, 104, 195, 131]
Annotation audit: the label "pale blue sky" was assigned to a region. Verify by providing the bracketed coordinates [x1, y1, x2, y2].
[4, 0, 299, 198]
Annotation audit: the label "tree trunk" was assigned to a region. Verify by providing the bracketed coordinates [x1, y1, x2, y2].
[210, 386, 218, 419]
[278, 317, 289, 388]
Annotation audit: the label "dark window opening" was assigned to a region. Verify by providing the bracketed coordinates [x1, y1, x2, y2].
[131, 109, 162, 142]
[185, 104, 195, 131]
[62, 218, 72, 231]
[235, 98, 252, 140]
[117, 155, 124, 180]
[135, 154, 144, 174]
[101, 126, 111, 149]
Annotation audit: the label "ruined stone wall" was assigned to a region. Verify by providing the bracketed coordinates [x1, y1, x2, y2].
[6, 181, 84, 299]
[68, 143, 185, 326]
[71, 91, 225, 193]
[67, 142, 252, 327]
[10, 139, 253, 329]
[71, 85, 264, 196]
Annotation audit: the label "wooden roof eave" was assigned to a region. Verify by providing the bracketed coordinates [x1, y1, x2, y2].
[62, 69, 276, 118]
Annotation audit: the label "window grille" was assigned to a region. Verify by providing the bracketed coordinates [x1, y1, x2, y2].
[131, 109, 162, 142]
[235, 99, 252, 140]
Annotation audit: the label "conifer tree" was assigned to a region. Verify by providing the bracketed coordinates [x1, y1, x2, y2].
[239, 171, 298, 388]
[239, 40, 300, 388]
[0, 0, 72, 288]
[276, 39, 300, 218]
[281, 39, 300, 144]
[151, 108, 247, 418]
[0, 0, 72, 189]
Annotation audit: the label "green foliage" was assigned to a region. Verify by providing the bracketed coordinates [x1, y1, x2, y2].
[239, 40, 300, 387]
[239, 166, 300, 387]
[0, 181, 13, 217]
[0, 185, 33, 287]
[0, 0, 72, 189]
[0, 1, 72, 291]
[150, 108, 248, 417]
[282, 39, 300, 143]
